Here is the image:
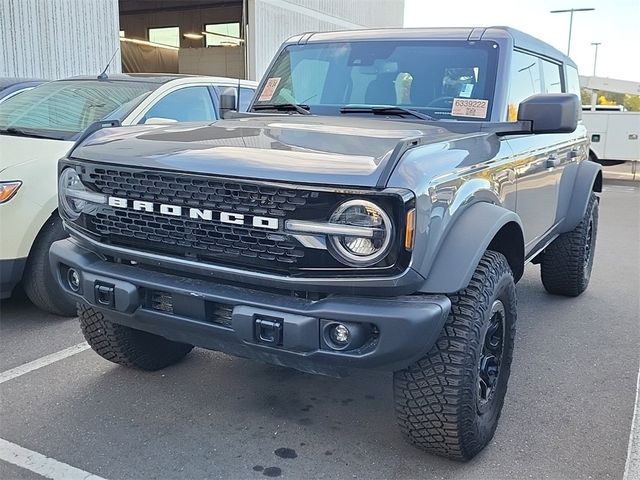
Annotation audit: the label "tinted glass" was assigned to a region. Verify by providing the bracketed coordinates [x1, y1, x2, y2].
[0, 80, 157, 139]
[239, 87, 255, 112]
[507, 51, 542, 121]
[541, 59, 562, 93]
[254, 40, 499, 120]
[565, 65, 581, 97]
[142, 87, 216, 122]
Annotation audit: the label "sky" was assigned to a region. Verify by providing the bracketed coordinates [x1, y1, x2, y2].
[403, 0, 640, 82]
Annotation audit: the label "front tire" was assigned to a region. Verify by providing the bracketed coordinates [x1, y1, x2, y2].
[540, 192, 598, 297]
[393, 251, 517, 461]
[23, 215, 76, 316]
[79, 303, 193, 370]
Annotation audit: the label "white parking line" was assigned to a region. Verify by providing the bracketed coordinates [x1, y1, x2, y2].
[0, 343, 90, 384]
[624, 364, 640, 480]
[0, 438, 107, 480]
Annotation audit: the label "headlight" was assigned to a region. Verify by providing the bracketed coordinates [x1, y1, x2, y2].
[58, 167, 105, 219]
[0, 181, 22, 203]
[327, 200, 393, 267]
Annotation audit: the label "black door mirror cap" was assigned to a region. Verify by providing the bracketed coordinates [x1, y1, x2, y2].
[517, 93, 580, 134]
[219, 87, 238, 119]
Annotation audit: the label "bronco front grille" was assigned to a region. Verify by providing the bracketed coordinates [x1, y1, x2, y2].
[67, 162, 409, 276]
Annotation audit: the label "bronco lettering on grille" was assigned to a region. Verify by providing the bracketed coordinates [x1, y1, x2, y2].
[107, 196, 280, 230]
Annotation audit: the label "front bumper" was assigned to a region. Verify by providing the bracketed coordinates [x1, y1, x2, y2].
[50, 239, 450, 376]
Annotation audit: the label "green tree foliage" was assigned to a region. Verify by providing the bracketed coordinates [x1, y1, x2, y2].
[580, 88, 640, 111]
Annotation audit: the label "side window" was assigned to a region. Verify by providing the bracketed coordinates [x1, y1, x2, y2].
[565, 65, 581, 97]
[507, 51, 542, 121]
[541, 59, 562, 93]
[142, 87, 216, 123]
[239, 88, 255, 112]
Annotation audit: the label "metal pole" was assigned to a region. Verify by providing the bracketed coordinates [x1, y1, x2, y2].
[590, 42, 601, 110]
[568, 10, 574, 55]
[550, 8, 595, 56]
[592, 42, 600, 76]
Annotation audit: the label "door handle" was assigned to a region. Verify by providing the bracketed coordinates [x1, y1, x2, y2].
[546, 156, 561, 168]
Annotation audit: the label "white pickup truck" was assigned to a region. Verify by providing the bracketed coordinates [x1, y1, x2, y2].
[582, 107, 639, 181]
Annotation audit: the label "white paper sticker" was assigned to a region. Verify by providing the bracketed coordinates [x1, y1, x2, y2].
[459, 83, 474, 98]
[258, 77, 281, 102]
[451, 98, 489, 118]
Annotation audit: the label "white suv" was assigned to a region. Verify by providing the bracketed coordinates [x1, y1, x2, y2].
[0, 74, 256, 315]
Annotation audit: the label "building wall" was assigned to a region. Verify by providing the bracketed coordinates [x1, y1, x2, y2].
[246, 0, 405, 80]
[0, 0, 120, 79]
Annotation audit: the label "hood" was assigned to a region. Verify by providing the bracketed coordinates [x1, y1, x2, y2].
[71, 116, 484, 187]
[0, 135, 74, 174]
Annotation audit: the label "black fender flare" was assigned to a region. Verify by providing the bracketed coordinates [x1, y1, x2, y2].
[419, 202, 524, 294]
[558, 159, 602, 234]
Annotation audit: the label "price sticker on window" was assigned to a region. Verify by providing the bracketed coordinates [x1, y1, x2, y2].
[258, 77, 281, 102]
[451, 98, 489, 118]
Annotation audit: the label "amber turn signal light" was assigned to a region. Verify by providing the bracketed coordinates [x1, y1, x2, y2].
[405, 208, 416, 251]
[0, 181, 22, 203]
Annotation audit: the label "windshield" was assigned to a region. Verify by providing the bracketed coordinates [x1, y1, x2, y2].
[253, 40, 499, 121]
[0, 80, 158, 139]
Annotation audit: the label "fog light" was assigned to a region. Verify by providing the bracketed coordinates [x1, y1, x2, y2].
[67, 268, 80, 292]
[330, 323, 351, 345]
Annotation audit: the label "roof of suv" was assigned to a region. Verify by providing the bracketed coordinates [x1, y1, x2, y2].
[291, 26, 574, 67]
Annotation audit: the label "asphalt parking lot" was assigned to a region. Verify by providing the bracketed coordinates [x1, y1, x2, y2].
[1, 183, 638, 480]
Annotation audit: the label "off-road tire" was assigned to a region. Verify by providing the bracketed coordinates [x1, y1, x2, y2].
[540, 192, 598, 297]
[393, 251, 517, 461]
[78, 303, 193, 370]
[23, 215, 76, 316]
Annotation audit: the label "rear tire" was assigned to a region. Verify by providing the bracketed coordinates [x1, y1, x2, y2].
[541, 192, 598, 297]
[23, 215, 76, 316]
[393, 251, 517, 461]
[78, 303, 193, 370]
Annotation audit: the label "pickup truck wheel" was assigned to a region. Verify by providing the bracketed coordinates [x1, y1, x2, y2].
[393, 251, 517, 461]
[22, 215, 76, 316]
[78, 303, 193, 370]
[540, 192, 598, 297]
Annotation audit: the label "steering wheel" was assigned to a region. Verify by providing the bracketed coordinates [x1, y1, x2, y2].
[426, 96, 455, 108]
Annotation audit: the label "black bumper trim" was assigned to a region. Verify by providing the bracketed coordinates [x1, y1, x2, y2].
[50, 239, 450, 375]
[64, 225, 425, 296]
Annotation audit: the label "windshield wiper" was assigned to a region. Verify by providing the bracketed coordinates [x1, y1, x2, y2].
[252, 103, 311, 115]
[0, 127, 65, 140]
[340, 105, 438, 121]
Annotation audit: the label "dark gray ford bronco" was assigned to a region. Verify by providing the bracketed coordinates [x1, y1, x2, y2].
[51, 27, 602, 460]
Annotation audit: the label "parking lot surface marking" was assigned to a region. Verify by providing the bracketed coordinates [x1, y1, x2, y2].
[0, 343, 89, 384]
[625, 366, 640, 480]
[0, 438, 106, 480]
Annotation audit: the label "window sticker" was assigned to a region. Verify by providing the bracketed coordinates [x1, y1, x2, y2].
[258, 77, 281, 102]
[451, 98, 489, 118]
[459, 83, 474, 98]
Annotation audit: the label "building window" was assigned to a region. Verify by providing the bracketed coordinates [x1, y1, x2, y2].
[204, 23, 241, 46]
[148, 26, 180, 47]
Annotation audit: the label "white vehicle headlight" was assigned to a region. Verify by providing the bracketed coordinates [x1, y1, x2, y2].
[327, 200, 393, 267]
[58, 167, 105, 219]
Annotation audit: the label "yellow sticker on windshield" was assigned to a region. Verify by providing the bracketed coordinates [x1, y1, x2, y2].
[258, 77, 281, 102]
[451, 98, 489, 118]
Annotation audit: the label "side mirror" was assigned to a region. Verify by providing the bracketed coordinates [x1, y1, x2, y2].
[517, 94, 579, 134]
[144, 117, 178, 125]
[219, 87, 237, 119]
